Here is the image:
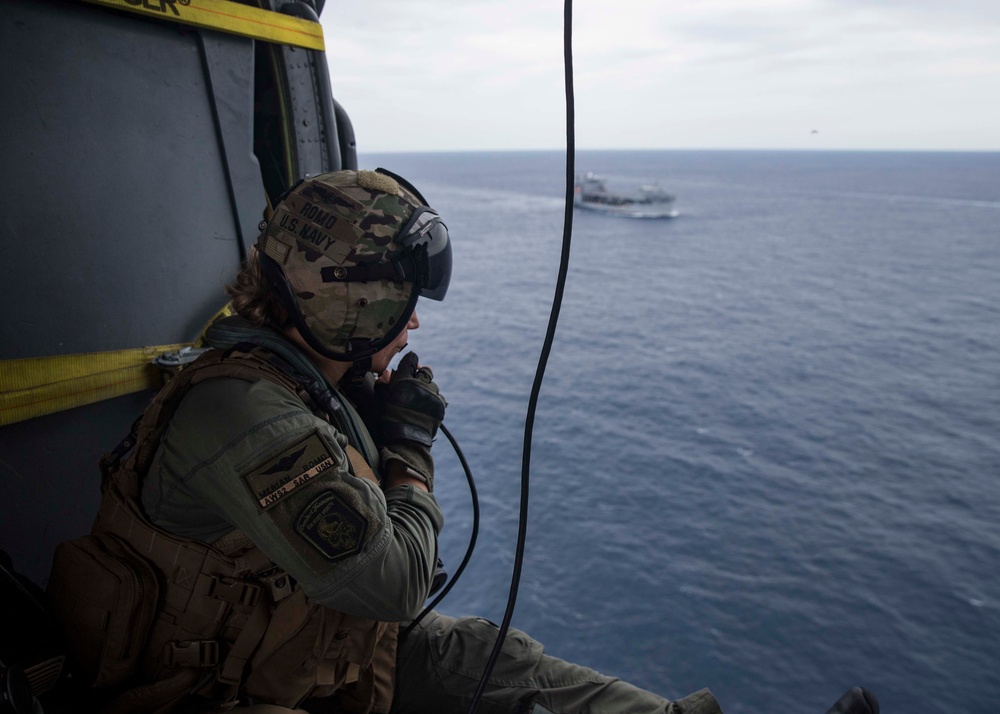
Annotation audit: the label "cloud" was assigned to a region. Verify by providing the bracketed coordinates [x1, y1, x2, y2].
[320, 0, 1000, 151]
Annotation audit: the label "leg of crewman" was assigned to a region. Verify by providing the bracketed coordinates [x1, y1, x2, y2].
[391, 611, 722, 714]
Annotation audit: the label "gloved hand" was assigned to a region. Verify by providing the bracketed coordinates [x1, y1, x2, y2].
[823, 687, 879, 714]
[375, 352, 446, 447]
[375, 352, 446, 491]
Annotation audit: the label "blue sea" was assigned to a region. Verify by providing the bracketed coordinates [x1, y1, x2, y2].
[364, 150, 1000, 714]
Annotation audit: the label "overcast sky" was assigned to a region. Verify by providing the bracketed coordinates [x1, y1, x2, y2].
[319, 0, 1000, 152]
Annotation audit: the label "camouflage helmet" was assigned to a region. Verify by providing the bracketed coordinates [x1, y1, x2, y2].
[257, 169, 451, 361]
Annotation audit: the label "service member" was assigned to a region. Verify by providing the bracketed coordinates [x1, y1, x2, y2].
[49, 169, 875, 714]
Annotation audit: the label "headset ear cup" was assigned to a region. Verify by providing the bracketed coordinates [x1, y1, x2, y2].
[259, 249, 421, 363]
[258, 251, 350, 360]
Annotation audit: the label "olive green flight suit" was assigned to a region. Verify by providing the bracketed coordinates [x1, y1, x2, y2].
[143, 317, 721, 713]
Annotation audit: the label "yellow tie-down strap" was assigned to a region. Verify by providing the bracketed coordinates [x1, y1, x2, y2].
[0, 304, 236, 427]
[81, 0, 326, 52]
[0, 344, 189, 427]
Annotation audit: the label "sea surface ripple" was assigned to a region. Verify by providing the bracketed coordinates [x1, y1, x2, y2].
[366, 149, 1000, 714]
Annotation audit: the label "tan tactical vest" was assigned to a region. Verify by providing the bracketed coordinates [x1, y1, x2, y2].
[46, 346, 398, 714]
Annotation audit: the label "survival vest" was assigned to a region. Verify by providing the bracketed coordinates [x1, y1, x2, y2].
[45, 345, 398, 714]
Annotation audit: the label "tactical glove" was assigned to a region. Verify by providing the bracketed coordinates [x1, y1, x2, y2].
[375, 352, 446, 447]
[375, 352, 446, 491]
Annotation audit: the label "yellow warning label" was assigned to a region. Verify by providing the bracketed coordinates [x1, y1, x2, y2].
[81, 0, 326, 52]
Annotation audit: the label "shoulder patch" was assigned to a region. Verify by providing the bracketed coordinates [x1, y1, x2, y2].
[241, 432, 339, 512]
[295, 492, 368, 562]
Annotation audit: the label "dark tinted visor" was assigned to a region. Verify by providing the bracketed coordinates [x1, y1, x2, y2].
[398, 206, 452, 301]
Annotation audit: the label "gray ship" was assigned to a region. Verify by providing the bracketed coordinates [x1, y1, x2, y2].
[574, 172, 678, 218]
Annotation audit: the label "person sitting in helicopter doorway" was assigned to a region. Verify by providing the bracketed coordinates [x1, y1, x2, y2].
[47, 169, 878, 714]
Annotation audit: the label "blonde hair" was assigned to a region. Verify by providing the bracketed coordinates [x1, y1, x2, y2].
[225, 248, 288, 328]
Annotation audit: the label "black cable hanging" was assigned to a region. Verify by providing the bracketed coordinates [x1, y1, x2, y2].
[401, 423, 480, 639]
[466, 0, 575, 709]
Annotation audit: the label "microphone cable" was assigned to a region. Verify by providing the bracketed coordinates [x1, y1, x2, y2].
[401, 422, 480, 639]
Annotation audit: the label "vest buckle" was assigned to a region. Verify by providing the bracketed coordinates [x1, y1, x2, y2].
[208, 576, 262, 608]
[163, 640, 219, 668]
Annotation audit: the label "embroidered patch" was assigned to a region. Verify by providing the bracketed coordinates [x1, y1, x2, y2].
[241, 432, 339, 512]
[295, 492, 368, 562]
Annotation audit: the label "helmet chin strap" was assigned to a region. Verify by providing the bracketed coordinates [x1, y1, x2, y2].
[345, 356, 373, 385]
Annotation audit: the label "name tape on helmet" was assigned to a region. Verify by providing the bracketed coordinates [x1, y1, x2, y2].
[270, 203, 358, 263]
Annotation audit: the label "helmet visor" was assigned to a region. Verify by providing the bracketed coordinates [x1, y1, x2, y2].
[398, 206, 452, 301]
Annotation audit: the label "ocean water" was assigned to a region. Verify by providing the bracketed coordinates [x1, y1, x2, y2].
[364, 150, 1000, 714]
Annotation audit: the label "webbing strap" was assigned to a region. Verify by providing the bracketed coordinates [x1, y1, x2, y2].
[80, 0, 326, 52]
[0, 344, 188, 428]
[0, 303, 236, 428]
[217, 582, 271, 687]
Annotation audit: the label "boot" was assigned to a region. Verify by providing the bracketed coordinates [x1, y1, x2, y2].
[824, 687, 879, 714]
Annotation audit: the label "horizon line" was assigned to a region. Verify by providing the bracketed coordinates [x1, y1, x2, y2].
[358, 146, 1000, 155]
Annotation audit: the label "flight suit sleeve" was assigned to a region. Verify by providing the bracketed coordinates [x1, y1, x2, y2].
[146, 376, 444, 622]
